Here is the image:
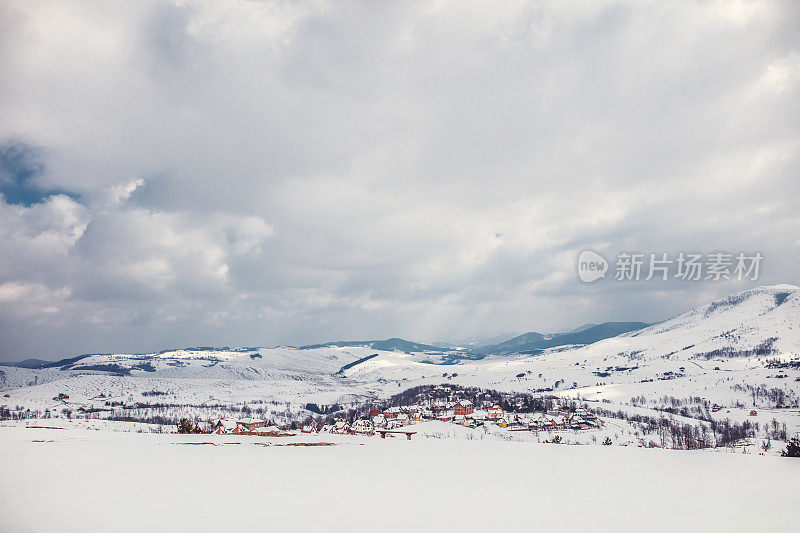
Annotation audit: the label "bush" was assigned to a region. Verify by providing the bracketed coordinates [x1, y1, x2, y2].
[603, 437, 612, 445]
[177, 418, 204, 434]
[781, 437, 800, 457]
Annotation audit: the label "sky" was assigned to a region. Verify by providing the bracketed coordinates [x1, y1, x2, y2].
[1, 0, 799, 360]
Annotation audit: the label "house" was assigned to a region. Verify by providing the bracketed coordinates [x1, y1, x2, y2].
[372, 414, 387, 428]
[436, 411, 454, 422]
[487, 406, 504, 420]
[567, 415, 590, 430]
[301, 424, 318, 434]
[531, 415, 558, 431]
[408, 406, 425, 421]
[432, 400, 447, 410]
[383, 406, 402, 420]
[454, 400, 473, 416]
[237, 417, 266, 432]
[353, 419, 374, 435]
[470, 410, 486, 423]
[211, 418, 239, 434]
[369, 409, 381, 418]
[330, 420, 352, 435]
[396, 413, 411, 426]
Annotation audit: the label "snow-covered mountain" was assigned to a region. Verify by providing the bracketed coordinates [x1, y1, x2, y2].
[625, 284, 799, 358]
[481, 322, 649, 354]
[1, 285, 798, 434]
[340, 284, 798, 386]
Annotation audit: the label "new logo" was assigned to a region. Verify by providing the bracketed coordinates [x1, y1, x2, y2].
[577, 250, 608, 283]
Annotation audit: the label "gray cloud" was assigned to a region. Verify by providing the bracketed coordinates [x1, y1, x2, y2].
[0, 1, 799, 359]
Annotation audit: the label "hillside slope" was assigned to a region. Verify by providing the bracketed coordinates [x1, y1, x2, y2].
[483, 321, 649, 354]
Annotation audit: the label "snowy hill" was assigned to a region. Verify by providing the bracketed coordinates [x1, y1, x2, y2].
[1, 285, 799, 444]
[623, 284, 800, 359]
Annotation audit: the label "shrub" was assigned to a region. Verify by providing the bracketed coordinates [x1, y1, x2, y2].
[177, 418, 204, 434]
[781, 437, 800, 457]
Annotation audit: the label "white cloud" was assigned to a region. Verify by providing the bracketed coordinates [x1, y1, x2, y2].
[107, 178, 145, 206]
[0, 281, 69, 303]
[0, 0, 798, 358]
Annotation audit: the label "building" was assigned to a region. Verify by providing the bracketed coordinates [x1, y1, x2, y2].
[567, 415, 590, 430]
[470, 410, 486, 423]
[436, 411, 454, 422]
[530, 415, 558, 431]
[237, 418, 266, 432]
[454, 400, 473, 416]
[487, 406, 504, 420]
[372, 414, 387, 428]
[353, 419, 374, 435]
[211, 418, 238, 434]
[330, 420, 352, 435]
[383, 406, 402, 420]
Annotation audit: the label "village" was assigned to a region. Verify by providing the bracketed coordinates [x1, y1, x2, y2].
[207, 384, 601, 438]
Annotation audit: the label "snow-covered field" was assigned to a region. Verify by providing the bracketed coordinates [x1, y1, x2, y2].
[1, 423, 798, 533]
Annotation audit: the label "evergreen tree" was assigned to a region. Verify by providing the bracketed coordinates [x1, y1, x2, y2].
[781, 437, 800, 457]
[177, 418, 195, 434]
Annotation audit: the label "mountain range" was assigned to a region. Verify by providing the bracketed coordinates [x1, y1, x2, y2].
[478, 322, 649, 354]
[0, 285, 797, 421]
[292, 322, 650, 358]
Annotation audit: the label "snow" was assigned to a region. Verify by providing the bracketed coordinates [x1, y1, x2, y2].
[1, 285, 799, 530]
[1, 424, 798, 532]
[3, 287, 797, 414]
[1, 285, 799, 457]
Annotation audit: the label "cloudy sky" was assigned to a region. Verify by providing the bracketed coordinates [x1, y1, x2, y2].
[1, 1, 799, 360]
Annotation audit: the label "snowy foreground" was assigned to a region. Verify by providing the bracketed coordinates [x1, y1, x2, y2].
[1, 424, 798, 533]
